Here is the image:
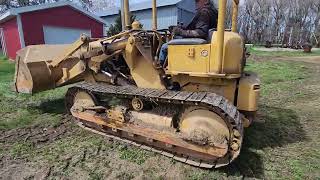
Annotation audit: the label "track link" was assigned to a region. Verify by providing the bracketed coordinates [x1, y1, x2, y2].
[66, 82, 244, 168]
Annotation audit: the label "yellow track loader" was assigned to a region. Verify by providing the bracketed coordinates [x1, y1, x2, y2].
[14, 0, 260, 168]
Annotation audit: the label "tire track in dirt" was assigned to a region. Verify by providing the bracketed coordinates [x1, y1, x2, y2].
[0, 115, 76, 179]
[0, 115, 73, 145]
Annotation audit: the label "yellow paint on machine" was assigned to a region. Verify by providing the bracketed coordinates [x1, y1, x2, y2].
[167, 32, 243, 76]
[167, 44, 211, 74]
[237, 73, 261, 112]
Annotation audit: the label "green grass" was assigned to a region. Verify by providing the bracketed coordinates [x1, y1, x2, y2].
[236, 59, 318, 179]
[246, 60, 307, 84]
[245, 60, 308, 97]
[9, 141, 35, 159]
[0, 57, 67, 130]
[248, 47, 320, 57]
[0, 56, 15, 82]
[118, 145, 152, 165]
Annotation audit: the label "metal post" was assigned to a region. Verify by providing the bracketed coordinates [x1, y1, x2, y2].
[232, 0, 239, 33]
[216, 0, 227, 73]
[152, 0, 157, 30]
[120, 0, 125, 31]
[123, 0, 130, 30]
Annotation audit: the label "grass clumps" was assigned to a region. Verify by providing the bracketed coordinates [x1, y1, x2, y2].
[245, 60, 309, 98]
[248, 47, 320, 57]
[118, 145, 151, 165]
[9, 141, 35, 159]
[246, 60, 307, 84]
[0, 58, 67, 130]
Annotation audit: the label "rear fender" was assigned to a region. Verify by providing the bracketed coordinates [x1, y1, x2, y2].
[237, 72, 261, 112]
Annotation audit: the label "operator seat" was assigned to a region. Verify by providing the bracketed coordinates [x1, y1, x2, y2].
[207, 29, 215, 42]
[167, 28, 216, 45]
[167, 38, 207, 45]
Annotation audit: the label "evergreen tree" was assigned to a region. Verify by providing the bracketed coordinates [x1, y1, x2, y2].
[107, 11, 139, 37]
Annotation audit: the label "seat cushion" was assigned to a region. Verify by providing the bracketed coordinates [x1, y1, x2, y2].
[207, 29, 215, 42]
[167, 38, 207, 45]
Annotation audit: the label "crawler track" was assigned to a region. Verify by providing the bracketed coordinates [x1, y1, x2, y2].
[66, 82, 244, 168]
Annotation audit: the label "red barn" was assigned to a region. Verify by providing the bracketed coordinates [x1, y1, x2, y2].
[0, 1, 105, 60]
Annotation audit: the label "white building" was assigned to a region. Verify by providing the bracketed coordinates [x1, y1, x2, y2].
[96, 0, 196, 31]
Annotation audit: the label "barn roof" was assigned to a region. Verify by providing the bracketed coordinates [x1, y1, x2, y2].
[97, 0, 183, 17]
[0, 1, 106, 24]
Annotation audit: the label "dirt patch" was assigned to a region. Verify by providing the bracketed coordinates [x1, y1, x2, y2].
[0, 116, 74, 179]
[0, 115, 73, 145]
[0, 116, 77, 179]
[250, 54, 320, 64]
[274, 56, 320, 64]
[0, 163, 42, 180]
[253, 47, 300, 52]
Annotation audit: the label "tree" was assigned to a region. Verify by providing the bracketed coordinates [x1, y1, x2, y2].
[237, 0, 320, 46]
[0, 0, 117, 14]
[311, 0, 320, 47]
[107, 11, 139, 37]
[90, 0, 115, 12]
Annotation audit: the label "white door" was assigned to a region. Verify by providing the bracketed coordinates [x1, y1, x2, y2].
[0, 28, 7, 56]
[43, 26, 91, 44]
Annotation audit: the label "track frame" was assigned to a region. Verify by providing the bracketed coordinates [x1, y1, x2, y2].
[66, 82, 244, 168]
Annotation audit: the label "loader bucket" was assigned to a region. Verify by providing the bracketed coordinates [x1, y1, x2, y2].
[14, 45, 68, 94]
